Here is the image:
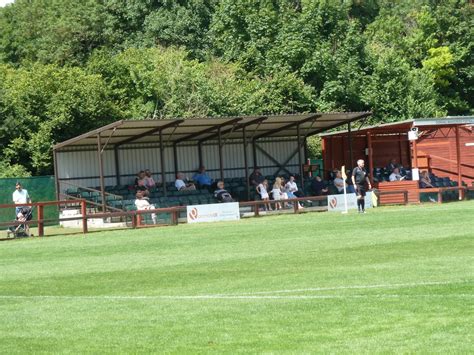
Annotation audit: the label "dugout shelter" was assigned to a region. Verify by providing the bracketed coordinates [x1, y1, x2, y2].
[321, 116, 474, 187]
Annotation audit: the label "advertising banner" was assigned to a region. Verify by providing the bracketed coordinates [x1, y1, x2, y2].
[187, 203, 240, 224]
[327, 192, 373, 212]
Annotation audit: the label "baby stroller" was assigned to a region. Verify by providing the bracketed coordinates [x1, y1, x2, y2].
[7, 207, 33, 238]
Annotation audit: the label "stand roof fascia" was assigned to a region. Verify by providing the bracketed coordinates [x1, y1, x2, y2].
[53, 112, 371, 152]
[320, 116, 474, 138]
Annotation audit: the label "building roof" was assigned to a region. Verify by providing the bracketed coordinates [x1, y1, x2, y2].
[319, 116, 474, 138]
[54, 112, 371, 151]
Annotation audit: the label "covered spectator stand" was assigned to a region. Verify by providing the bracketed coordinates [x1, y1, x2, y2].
[53, 112, 370, 211]
[321, 116, 474, 203]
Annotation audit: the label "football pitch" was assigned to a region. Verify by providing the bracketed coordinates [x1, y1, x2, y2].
[0, 201, 472, 353]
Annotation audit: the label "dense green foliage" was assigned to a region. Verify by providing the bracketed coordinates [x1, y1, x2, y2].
[0, 201, 473, 352]
[0, 0, 472, 174]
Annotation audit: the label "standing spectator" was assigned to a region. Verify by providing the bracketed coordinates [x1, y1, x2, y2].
[12, 182, 31, 215]
[192, 166, 213, 188]
[249, 167, 264, 187]
[214, 181, 234, 203]
[134, 192, 157, 224]
[271, 177, 284, 210]
[256, 179, 272, 211]
[144, 169, 157, 189]
[351, 159, 372, 213]
[175, 172, 196, 191]
[279, 177, 289, 208]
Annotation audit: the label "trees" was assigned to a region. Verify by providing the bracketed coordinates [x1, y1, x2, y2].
[0, 0, 471, 175]
[0, 63, 116, 175]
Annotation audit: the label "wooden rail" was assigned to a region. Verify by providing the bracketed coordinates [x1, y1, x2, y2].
[1, 190, 473, 239]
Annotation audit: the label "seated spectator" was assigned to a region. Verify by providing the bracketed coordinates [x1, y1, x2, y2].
[389, 167, 403, 182]
[285, 175, 303, 197]
[144, 169, 157, 189]
[134, 192, 157, 224]
[283, 176, 303, 209]
[419, 171, 434, 188]
[256, 179, 272, 211]
[333, 170, 355, 194]
[214, 181, 234, 203]
[386, 158, 401, 173]
[271, 177, 284, 210]
[175, 172, 196, 191]
[249, 167, 264, 187]
[311, 176, 329, 196]
[192, 166, 213, 188]
[134, 171, 149, 196]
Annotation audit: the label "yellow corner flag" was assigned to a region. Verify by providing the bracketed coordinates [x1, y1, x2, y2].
[341, 165, 347, 179]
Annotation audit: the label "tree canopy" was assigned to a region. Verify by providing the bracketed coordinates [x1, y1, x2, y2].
[0, 0, 472, 175]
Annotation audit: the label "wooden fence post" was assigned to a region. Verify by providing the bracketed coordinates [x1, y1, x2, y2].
[81, 200, 88, 234]
[37, 204, 44, 237]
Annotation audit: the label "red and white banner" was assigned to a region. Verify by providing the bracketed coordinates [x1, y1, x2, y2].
[187, 203, 240, 224]
[327, 192, 373, 212]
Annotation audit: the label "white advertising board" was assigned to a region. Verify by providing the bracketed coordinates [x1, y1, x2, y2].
[327, 192, 373, 212]
[187, 203, 240, 224]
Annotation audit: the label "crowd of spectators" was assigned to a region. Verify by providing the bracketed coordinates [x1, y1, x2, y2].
[130, 159, 442, 210]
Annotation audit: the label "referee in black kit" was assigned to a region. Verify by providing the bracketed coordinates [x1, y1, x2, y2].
[351, 159, 372, 213]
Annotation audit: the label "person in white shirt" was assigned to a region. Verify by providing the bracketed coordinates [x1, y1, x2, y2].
[389, 168, 403, 182]
[12, 182, 30, 214]
[284, 176, 303, 209]
[271, 177, 283, 210]
[175, 172, 196, 191]
[134, 192, 157, 224]
[333, 170, 355, 194]
[256, 179, 272, 211]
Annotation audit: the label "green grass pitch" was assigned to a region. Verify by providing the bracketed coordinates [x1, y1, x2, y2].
[0, 201, 472, 353]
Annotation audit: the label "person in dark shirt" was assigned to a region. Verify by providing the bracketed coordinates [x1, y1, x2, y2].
[386, 158, 401, 173]
[249, 167, 265, 187]
[351, 159, 372, 213]
[311, 176, 328, 196]
[214, 181, 234, 203]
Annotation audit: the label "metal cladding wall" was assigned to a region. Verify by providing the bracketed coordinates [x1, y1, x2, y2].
[56, 138, 301, 191]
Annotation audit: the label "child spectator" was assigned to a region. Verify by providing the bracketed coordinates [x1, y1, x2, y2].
[271, 177, 283, 210]
[214, 181, 234, 203]
[256, 179, 272, 211]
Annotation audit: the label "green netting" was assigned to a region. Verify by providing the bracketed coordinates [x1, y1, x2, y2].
[0, 176, 56, 224]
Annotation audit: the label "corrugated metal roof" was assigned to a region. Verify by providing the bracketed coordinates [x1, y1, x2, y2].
[54, 112, 371, 151]
[320, 116, 474, 138]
